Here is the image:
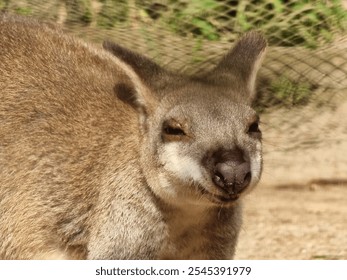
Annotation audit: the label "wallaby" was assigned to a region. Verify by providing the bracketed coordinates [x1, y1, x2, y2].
[0, 14, 266, 260]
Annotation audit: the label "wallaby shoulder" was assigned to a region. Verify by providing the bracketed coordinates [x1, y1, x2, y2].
[0, 14, 159, 259]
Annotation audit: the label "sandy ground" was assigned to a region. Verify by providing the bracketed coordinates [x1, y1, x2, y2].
[235, 90, 347, 259]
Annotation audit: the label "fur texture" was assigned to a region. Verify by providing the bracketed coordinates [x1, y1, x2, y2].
[0, 14, 266, 259]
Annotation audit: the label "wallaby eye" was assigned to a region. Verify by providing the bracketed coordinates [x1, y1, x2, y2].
[248, 121, 261, 134]
[162, 119, 188, 142]
[164, 125, 185, 136]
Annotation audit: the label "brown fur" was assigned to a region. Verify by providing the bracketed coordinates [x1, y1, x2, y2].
[0, 14, 266, 259]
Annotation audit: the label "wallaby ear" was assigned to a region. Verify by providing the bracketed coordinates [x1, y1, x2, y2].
[212, 31, 267, 103]
[103, 41, 168, 91]
[104, 41, 165, 123]
[113, 82, 156, 116]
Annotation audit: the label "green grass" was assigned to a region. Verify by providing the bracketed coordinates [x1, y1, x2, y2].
[4, 0, 345, 48]
[255, 77, 314, 112]
[138, 0, 347, 48]
[2, 0, 345, 109]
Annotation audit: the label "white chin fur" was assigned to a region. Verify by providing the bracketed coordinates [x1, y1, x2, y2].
[159, 142, 203, 184]
[250, 149, 262, 187]
[156, 142, 261, 199]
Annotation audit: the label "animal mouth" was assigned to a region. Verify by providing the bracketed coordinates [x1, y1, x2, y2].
[196, 184, 242, 204]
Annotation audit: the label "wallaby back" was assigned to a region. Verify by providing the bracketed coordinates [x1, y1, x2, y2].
[0, 14, 266, 259]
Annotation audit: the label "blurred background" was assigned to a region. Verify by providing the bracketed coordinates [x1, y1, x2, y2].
[2, 1, 347, 95]
[1, 0, 346, 259]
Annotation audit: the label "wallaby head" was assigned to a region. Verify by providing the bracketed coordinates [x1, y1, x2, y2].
[103, 32, 266, 208]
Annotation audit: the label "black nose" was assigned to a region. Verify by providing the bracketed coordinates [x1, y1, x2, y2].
[212, 148, 251, 195]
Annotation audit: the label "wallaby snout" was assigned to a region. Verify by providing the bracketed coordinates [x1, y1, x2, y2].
[211, 148, 251, 197]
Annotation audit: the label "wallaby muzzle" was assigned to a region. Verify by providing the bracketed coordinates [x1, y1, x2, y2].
[211, 148, 251, 197]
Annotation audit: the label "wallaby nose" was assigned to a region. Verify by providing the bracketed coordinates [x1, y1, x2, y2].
[212, 148, 251, 195]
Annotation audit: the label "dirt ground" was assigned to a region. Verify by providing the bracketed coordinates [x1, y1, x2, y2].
[235, 90, 347, 260]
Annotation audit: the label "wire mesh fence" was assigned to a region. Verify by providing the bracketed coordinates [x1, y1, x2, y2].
[1, 0, 347, 109]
